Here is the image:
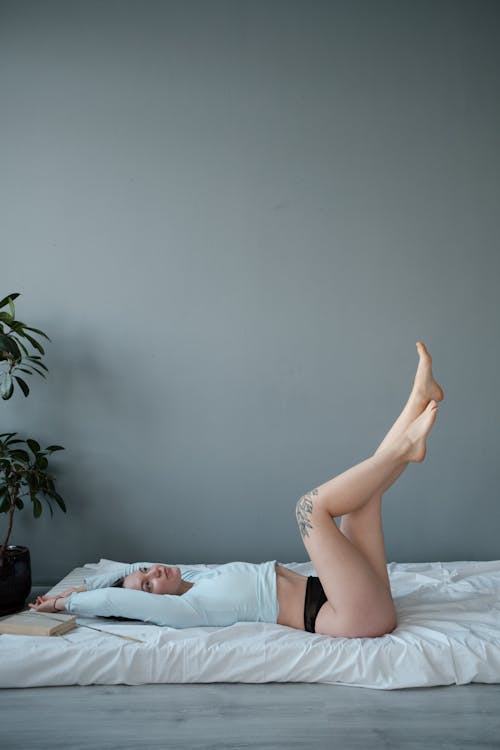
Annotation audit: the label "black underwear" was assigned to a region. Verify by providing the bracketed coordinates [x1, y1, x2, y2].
[304, 575, 328, 633]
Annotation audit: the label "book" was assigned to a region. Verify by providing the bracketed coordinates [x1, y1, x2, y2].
[0, 610, 77, 636]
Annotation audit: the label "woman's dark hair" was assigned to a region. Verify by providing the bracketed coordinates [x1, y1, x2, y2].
[112, 577, 125, 588]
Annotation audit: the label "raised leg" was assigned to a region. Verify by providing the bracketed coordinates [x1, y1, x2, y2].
[295, 344, 443, 638]
[339, 342, 443, 593]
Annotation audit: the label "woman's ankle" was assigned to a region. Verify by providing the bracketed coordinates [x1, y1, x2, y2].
[373, 440, 410, 467]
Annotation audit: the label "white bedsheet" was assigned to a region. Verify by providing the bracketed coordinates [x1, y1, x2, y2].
[1, 559, 500, 689]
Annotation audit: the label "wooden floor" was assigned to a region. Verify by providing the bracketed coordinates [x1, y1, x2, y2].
[1, 682, 499, 749]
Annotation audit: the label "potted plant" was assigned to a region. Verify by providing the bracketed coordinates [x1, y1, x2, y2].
[0, 292, 66, 616]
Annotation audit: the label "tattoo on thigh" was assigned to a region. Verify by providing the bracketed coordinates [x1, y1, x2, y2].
[296, 488, 319, 539]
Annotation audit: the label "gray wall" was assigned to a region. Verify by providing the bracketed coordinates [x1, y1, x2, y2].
[1, 0, 499, 585]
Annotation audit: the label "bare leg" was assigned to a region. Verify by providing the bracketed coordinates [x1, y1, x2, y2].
[375, 342, 443, 456]
[339, 343, 443, 592]
[296, 400, 440, 637]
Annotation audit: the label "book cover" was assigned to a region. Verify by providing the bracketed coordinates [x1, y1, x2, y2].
[0, 610, 77, 636]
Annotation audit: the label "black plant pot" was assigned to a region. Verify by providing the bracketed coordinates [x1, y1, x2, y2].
[0, 545, 32, 616]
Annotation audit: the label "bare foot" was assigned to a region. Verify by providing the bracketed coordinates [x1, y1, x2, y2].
[413, 342, 444, 403]
[402, 399, 439, 462]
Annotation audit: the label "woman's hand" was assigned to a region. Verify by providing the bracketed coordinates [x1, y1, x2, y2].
[28, 596, 61, 613]
[32, 585, 86, 606]
[36, 586, 77, 604]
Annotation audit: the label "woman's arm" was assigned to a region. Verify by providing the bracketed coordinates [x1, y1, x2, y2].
[84, 562, 157, 590]
[63, 587, 210, 628]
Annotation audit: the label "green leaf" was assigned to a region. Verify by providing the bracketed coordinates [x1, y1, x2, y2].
[9, 449, 30, 463]
[6, 321, 25, 335]
[22, 365, 46, 379]
[0, 496, 10, 513]
[27, 439, 41, 455]
[0, 372, 14, 400]
[14, 376, 30, 397]
[16, 365, 46, 380]
[17, 339, 29, 357]
[0, 293, 20, 310]
[29, 474, 40, 492]
[8, 298, 15, 317]
[21, 332, 45, 355]
[15, 497, 24, 510]
[23, 325, 51, 342]
[27, 357, 48, 372]
[32, 497, 43, 518]
[36, 455, 48, 471]
[46, 445, 65, 452]
[51, 491, 67, 512]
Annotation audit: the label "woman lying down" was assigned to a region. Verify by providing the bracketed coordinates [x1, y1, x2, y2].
[30, 342, 443, 638]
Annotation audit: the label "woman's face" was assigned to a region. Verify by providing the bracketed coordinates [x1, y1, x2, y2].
[122, 564, 182, 595]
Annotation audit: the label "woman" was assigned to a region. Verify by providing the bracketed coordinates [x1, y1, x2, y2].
[29, 342, 443, 638]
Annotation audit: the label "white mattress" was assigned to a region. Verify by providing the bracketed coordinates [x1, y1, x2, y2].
[1, 558, 500, 690]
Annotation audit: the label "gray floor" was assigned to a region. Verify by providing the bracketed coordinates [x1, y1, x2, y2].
[1, 682, 500, 750]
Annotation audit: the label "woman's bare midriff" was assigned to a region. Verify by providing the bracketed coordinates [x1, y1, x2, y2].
[275, 564, 308, 631]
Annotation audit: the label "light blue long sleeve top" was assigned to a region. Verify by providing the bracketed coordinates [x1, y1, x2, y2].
[65, 561, 280, 628]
